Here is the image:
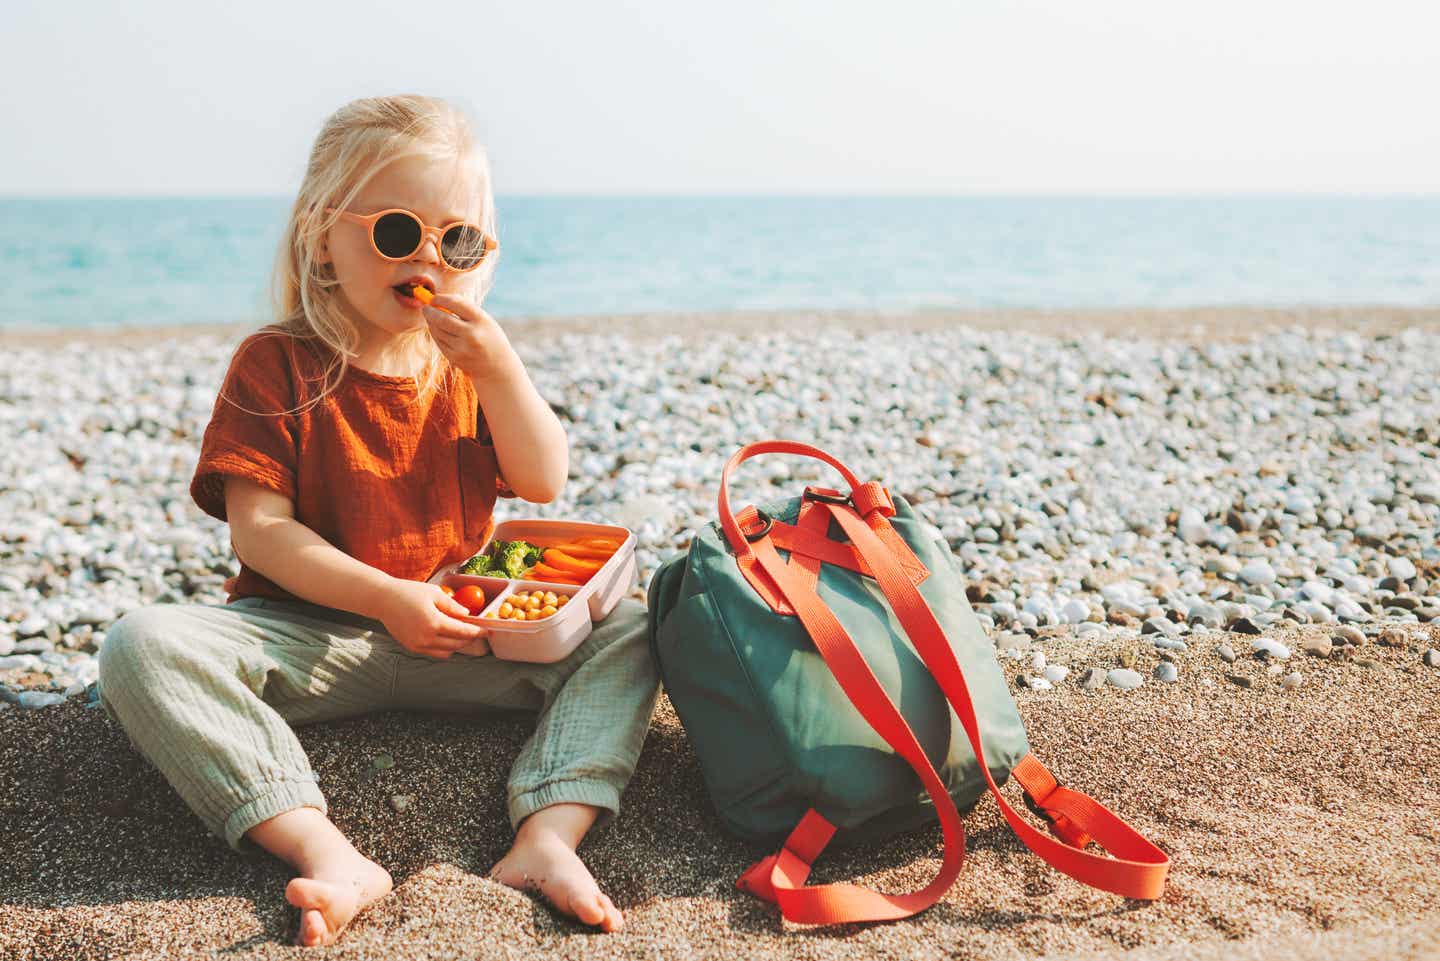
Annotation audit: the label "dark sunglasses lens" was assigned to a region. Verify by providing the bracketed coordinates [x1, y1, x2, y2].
[373, 212, 422, 258]
[441, 224, 488, 270]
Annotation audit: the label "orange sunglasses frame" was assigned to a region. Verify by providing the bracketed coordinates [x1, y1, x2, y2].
[324, 206, 498, 272]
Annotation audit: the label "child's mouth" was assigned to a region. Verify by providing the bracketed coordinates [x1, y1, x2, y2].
[392, 284, 434, 308]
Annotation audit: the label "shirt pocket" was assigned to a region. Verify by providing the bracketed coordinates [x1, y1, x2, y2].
[457, 435, 500, 542]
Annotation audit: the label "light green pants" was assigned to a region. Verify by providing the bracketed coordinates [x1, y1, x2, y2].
[95, 596, 660, 853]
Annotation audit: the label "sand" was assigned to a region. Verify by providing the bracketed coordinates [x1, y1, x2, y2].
[2, 617, 1437, 960]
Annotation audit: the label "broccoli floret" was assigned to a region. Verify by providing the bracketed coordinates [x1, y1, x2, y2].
[498, 541, 534, 580]
[458, 538, 543, 578]
[459, 551, 496, 576]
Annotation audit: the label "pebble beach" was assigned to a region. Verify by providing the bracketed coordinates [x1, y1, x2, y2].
[2, 305, 1439, 959]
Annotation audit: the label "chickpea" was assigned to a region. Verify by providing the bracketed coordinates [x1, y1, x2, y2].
[526, 609, 542, 620]
[557, 595, 570, 607]
[540, 604, 558, 617]
[526, 596, 542, 611]
[499, 602, 514, 618]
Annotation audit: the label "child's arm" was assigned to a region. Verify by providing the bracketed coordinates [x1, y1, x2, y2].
[422, 294, 568, 502]
[227, 476, 390, 615]
[225, 478, 487, 658]
[472, 347, 569, 503]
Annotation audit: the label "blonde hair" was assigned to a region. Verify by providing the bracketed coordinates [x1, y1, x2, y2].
[259, 94, 499, 413]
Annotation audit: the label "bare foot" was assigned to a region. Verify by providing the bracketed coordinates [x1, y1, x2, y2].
[285, 854, 394, 946]
[489, 828, 623, 932]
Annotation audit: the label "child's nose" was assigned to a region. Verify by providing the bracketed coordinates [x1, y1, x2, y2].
[414, 234, 443, 264]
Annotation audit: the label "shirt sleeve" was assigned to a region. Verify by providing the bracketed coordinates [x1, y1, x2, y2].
[190, 333, 302, 521]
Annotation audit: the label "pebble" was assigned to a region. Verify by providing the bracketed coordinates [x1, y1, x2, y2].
[1079, 668, 1105, 690]
[4, 325, 1439, 702]
[1299, 638, 1333, 658]
[1388, 556, 1418, 581]
[1154, 662, 1179, 683]
[16, 691, 66, 710]
[1334, 626, 1367, 646]
[388, 794, 415, 812]
[1043, 664, 1070, 684]
[1106, 668, 1144, 690]
[1251, 639, 1291, 660]
[1377, 628, 1409, 648]
[1239, 560, 1277, 586]
[1423, 649, 1439, 668]
[1216, 643, 1237, 663]
[1226, 674, 1254, 688]
[1282, 672, 1303, 690]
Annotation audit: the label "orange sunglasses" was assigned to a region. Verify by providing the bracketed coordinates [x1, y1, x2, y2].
[325, 206, 498, 272]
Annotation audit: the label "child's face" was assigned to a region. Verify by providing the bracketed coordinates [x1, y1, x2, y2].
[322, 152, 484, 343]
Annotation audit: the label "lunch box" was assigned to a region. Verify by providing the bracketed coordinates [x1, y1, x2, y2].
[428, 518, 638, 662]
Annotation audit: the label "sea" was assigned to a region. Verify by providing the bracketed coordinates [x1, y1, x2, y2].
[2, 195, 1438, 329]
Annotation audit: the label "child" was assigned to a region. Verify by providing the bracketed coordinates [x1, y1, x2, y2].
[95, 94, 660, 946]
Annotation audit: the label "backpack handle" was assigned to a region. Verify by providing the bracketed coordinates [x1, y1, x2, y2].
[716, 440, 863, 557]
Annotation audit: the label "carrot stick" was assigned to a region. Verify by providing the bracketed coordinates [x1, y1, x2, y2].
[529, 563, 586, 584]
[544, 550, 604, 575]
[554, 543, 614, 561]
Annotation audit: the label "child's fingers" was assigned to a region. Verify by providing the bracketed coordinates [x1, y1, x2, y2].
[424, 305, 469, 336]
[436, 594, 472, 619]
[434, 617, 488, 642]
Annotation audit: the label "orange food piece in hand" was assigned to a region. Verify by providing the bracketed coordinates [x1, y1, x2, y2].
[410, 284, 435, 305]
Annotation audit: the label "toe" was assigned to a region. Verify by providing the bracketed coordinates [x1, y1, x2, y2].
[599, 893, 624, 932]
[567, 889, 608, 927]
[286, 877, 336, 914]
[297, 908, 331, 946]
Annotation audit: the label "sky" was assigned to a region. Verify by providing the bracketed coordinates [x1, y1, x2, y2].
[2, 0, 1437, 196]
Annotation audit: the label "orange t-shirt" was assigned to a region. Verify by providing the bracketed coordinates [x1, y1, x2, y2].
[190, 329, 515, 603]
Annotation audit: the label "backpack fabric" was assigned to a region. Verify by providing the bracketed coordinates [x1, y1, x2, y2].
[647, 440, 1170, 925]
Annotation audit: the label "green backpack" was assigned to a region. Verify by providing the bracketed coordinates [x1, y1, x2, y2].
[647, 441, 1169, 925]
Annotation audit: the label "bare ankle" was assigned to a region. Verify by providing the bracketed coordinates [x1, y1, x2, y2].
[245, 806, 370, 877]
[514, 802, 603, 850]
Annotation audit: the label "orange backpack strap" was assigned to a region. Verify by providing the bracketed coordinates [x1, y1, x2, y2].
[733, 530, 969, 923]
[819, 501, 1171, 902]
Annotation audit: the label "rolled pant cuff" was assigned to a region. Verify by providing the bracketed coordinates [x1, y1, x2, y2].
[223, 778, 329, 853]
[508, 779, 622, 834]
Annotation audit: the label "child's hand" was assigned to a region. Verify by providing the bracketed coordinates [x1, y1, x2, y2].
[423, 295, 515, 380]
[376, 578, 489, 659]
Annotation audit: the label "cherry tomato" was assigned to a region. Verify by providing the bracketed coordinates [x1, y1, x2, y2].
[453, 584, 487, 615]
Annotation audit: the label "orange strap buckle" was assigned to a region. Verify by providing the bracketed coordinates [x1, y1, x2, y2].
[1023, 782, 1094, 850]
